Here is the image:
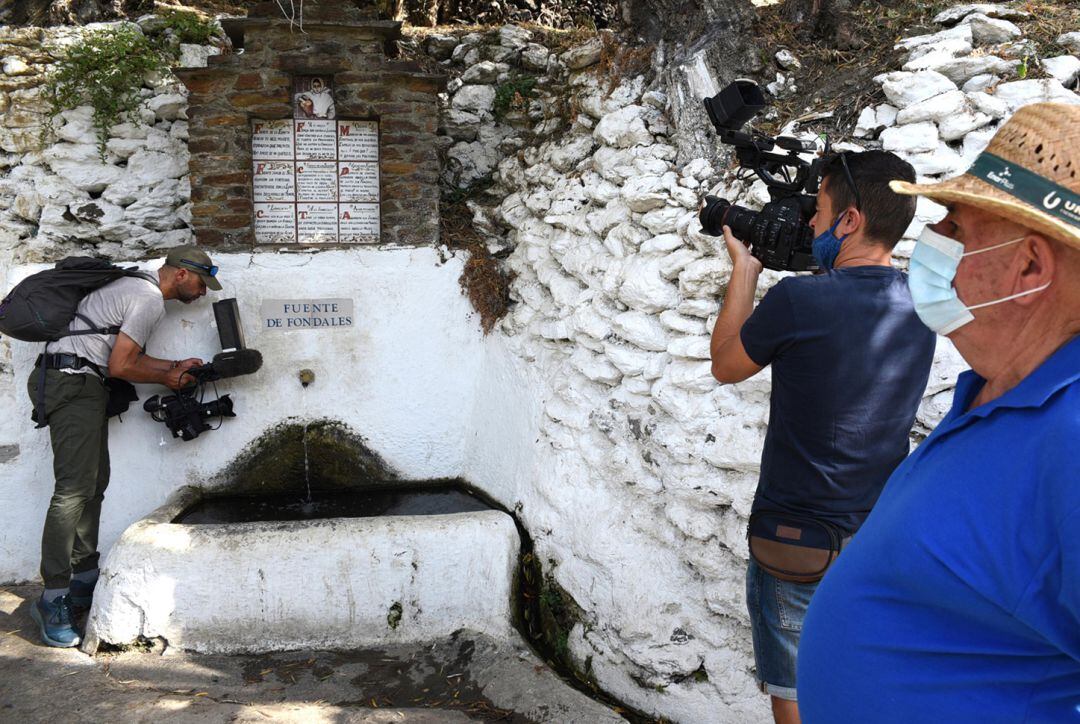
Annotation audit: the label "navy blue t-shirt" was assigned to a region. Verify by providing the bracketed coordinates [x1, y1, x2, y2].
[740, 266, 935, 534]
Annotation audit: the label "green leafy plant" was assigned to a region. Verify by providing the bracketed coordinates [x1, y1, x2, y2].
[42, 25, 172, 159]
[538, 584, 565, 613]
[493, 76, 538, 120]
[160, 8, 217, 45]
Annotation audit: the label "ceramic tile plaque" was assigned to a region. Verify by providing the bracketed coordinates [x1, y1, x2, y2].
[251, 118, 380, 244]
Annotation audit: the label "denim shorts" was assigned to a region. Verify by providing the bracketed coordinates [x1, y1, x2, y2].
[745, 558, 819, 701]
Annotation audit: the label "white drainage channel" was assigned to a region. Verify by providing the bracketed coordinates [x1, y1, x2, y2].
[82, 486, 520, 654]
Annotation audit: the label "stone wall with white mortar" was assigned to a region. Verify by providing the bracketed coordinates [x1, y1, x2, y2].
[0, 20, 219, 264]
[0, 20, 223, 266]
[1, 9, 1079, 723]
[419, 13, 1079, 721]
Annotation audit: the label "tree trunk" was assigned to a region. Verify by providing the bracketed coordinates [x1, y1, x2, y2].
[622, 0, 762, 164]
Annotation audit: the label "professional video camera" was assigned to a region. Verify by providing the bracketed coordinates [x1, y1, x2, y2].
[144, 298, 262, 441]
[698, 80, 831, 272]
[144, 386, 236, 442]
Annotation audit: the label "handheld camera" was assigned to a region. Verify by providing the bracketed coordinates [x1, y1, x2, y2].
[698, 80, 831, 272]
[144, 298, 262, 441]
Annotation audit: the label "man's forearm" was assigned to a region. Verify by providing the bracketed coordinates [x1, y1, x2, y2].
[711, 261, 761, 358]
[110, 354, 177, 385]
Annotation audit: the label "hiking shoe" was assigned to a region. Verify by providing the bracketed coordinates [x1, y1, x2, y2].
[69, 578, 96, 610]
[30, 595, 81, 648]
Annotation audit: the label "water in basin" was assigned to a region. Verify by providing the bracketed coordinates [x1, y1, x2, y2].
[175, 480, 494, 524]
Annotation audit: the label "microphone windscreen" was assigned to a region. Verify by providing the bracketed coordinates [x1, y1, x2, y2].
[209, 349, 263, 378]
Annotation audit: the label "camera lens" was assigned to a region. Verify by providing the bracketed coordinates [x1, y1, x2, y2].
[722, 204, 759, 244]
[699, 196, 731, 236]
[699, 195, 759, 244]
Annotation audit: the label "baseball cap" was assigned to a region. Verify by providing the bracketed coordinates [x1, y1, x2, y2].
[165, 245, 223, 291]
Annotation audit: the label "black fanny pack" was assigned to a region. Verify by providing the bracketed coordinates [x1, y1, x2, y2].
[32, 355, 138, 422]
[748, 510, 851, 583]
[103, 377, 138, 418]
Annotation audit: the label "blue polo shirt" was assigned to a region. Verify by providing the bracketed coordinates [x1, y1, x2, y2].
[798, 334, 1080, 723]
[740, 266, 936, 534]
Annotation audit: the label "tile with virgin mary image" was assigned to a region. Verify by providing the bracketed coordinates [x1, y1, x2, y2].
[293, 74, 336, 120]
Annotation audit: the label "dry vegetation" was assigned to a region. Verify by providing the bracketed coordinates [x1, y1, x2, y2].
[595, 30, 654, 94]
[752, 0, 1080, 139]
[440, 187, 517, 335]
[753, 0, 942, 136]
[1018, 0, 1080, 54]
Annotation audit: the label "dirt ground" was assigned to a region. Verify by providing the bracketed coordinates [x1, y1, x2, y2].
[0, 584, 625, 723]
[753, 0, 1080, 140]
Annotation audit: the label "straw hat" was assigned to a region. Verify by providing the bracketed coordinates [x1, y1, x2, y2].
[890, 102, 1080, 250]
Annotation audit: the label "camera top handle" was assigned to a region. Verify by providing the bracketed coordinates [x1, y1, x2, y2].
[704, 81, 816, 195]
[735, 141, 812, 194]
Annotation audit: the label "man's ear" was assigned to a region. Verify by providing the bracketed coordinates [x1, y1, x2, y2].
[1011, 234, 1056, 305]
[839, 207, 862, 236]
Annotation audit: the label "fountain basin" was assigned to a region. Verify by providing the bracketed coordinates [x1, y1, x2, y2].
[83, 485, 520, 654]
[175, 484, 495, 524]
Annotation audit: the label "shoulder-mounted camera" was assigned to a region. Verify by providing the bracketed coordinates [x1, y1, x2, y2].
[698, 80, 832, 272]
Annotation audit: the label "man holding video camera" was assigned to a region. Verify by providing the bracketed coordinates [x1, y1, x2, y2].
[709, 150, 935, 723]
[25, 245, 219, 649]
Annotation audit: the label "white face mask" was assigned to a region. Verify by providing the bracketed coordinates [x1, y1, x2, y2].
[908, 227, 1052, 336]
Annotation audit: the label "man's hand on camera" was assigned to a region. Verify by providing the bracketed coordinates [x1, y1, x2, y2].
[723, 225, 763, 274]
[166, 358, 203, 391]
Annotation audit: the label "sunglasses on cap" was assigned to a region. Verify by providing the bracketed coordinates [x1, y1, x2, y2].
[179, 258, 218, 277]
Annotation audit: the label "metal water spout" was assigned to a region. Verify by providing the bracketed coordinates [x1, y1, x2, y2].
[299, 369, 315, 387]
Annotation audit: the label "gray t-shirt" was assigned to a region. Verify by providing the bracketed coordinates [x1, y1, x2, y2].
[50, 275, 166, 375]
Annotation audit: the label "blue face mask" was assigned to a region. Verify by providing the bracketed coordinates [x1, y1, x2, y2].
[908, 227, 1053, 336]
[812, 214, 849, 271]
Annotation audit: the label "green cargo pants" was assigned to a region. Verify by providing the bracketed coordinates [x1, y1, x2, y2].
[27, 367, 110, 590]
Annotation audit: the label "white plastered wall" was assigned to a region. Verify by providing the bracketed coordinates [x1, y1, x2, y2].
[0, 248, 525, 582]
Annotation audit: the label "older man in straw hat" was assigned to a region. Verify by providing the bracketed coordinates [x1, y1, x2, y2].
[796, 102, 1080, 721]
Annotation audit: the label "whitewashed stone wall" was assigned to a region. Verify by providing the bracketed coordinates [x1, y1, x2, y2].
[0, 21, 219, 264]
[1, 11, 1078, 723]
[421, 14, 1080, 721]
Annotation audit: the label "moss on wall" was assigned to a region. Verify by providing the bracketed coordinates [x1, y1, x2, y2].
[210, 419, 399, 495]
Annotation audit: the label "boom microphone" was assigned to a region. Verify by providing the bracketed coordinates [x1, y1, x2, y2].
[188, 349, 263, 382]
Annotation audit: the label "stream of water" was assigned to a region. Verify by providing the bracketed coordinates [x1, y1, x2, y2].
[302, 419, 311, 503]
[300, 385, 313, 508]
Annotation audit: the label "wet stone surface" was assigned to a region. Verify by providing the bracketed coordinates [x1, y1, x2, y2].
[0, 585, 624, 723]
[236, 639, 526, 720]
